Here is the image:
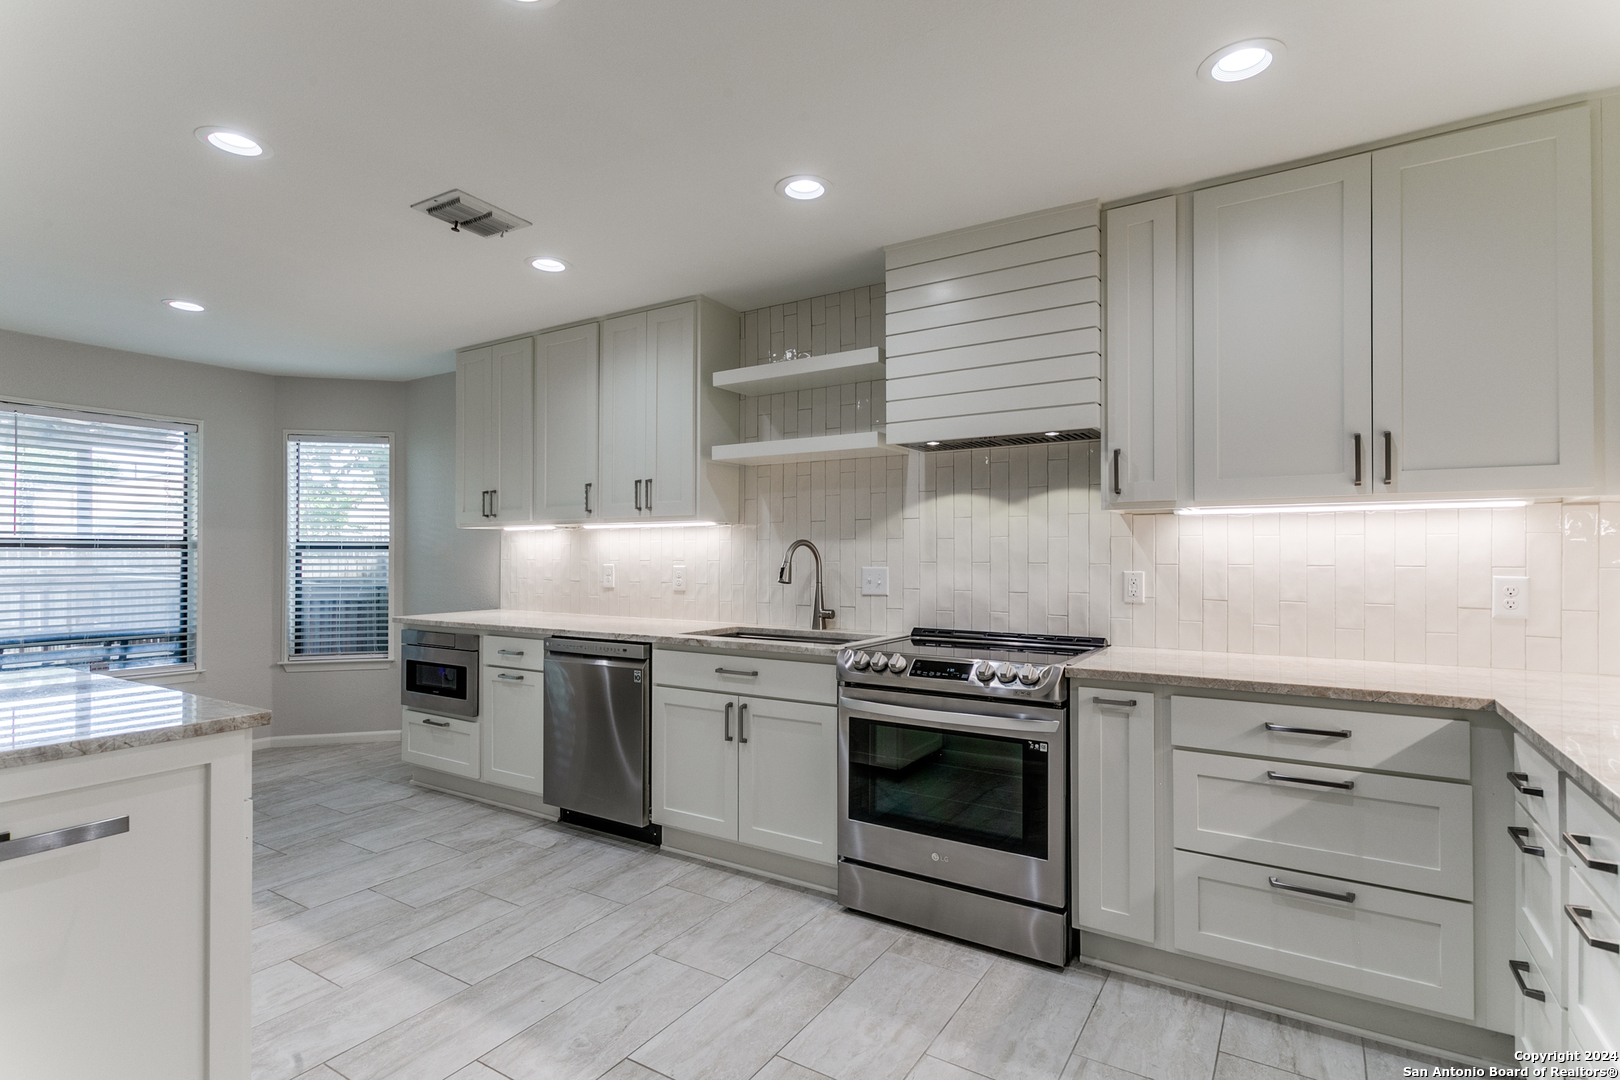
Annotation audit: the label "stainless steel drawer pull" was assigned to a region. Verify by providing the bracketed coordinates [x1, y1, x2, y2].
[1382, 431, 1394, 486]
[1507, 771, 1544, 798]
[1111, 449, 1121, 497]
[1093, 697, 1137, 708]
[0, 816, 129, 864]
[1509, 960, 1546, 1002]
[1268, 876, 1355, 904]
[1351, 433, 1363, 487]
[1564, 832, 1620, 874]
[645, 478, 653, 511]
[1508, 825, 1545, 858]
[1267, 771, 1354, 791]
[739, 702, 749, 744]
[635, 479, 643, 511]
[1566, 904, 1620, 952]
[498, 649, 525, 656]
[422, 718, 451, 727]
[715, 668, 759, 677]
[1265, 722, 1351, 739]
[724, 701, 735, 742]
[497, 673, 525, 681]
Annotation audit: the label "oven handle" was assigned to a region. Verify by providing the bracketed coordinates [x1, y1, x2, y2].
[838, 694, 1061, 736]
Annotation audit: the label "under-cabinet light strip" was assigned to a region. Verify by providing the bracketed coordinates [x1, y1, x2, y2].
[1175, 499, 1530, 516]
[581, 520, 719, 530]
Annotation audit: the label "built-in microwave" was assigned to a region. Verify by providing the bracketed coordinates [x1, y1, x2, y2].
[401, 629, 480, 719]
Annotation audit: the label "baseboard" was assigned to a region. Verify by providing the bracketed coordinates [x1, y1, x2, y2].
[661, 825, 837, 894]
[254, 730, 402, 748]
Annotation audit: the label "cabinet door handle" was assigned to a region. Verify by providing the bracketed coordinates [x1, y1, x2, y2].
[635, 479, 642, 511]
[490, 489, 498, 517]
[739, 702, 749, 744]
[1111, 449, 1122, 497]
[1267, 770, 1354, 791]
[584, 482, 592, 514]
[1566, 904, 1620, 952]
[498, 649, 525, 657]
[715, 668, 759, 678]
[1265, 722, 1352, 739]
[1092, 697, 1137, 708]
[645, 478, 652, 511]
[1268, 876, 1355, 904]
[1507, 771, 1545, 797]
[422, 718, 450, 727]
[1509, 960, 1546, 1002]
[1382, 431, 1394, 486]
[1508, 825, 1545, 858]
[724, 701, 734, 742]
[1351, 433, 1363, 486]
[481, 490, 491, 518]
[1565, 832, 1620, 874]
[497, 673, 525, 681]
[0, 816, 129, 864]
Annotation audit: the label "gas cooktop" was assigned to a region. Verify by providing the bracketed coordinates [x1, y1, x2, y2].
[836, 627, 1108, 705]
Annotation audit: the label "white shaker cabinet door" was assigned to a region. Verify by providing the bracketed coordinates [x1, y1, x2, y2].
[599, 311, 651, 519]
[1193, 155, 1373, 502]
[1372, 105, 1593, 494]
[1072, 691, 1157, 943]
[1105, 196, 1181, 507]
[483, 666, 544, 795]
[456, 344, 497, 526]
[647, 301, 698, 519]
[536, 322, 599, 521]
[652, 685, 738, 841]
[491, 336, 535, 524]
[737, 696, 837, 865]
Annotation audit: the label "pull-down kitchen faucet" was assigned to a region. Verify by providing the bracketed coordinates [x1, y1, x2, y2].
[778, 539, 835, 630]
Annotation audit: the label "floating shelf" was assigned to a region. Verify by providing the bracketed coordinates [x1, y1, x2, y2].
[713, 346, 885, 397]
[710, 431, 909, 466]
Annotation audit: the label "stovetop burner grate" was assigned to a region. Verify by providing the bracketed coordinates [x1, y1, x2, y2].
[906, 627, 1109, 656]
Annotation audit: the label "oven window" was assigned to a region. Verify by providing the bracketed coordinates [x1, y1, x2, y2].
[406, 660, 466, 698]
[846, 716, 1047, 859]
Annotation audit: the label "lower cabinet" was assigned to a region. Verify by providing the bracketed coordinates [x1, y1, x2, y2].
[483, 664, 543, 795]
[1072, 691, 1157, 942]
[402, 707, 480, 779]
[1513, 936, 1565, 1055]
[1565, 871, 1620, 1051]
[652, 683, 837, 865]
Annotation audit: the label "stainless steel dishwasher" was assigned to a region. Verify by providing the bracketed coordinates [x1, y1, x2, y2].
[542, 637, 656, 839]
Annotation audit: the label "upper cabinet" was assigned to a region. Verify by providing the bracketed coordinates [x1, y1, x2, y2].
[456, 336, 534, 526]
[536, 322, 599, 521]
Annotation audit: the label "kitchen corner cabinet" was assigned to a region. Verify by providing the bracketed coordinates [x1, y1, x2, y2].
[1072, 690, 1157, 942]
[457, 336, 534, 526]
[1104, 196, 1183, 508]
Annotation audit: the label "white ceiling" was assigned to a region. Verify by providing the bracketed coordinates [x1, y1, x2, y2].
[3, 0, 1619, 379]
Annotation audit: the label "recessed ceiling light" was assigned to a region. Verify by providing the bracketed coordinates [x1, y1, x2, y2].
[194, 126, 270, 157]
[926, 441, 941, 447]
[512, 0, 561, 6]
[530, 257, 568, 273]
[776, 175, 829, 201]
[1044, 431, 1060, 437]
[1199, 39, 1284, 83]
[164, 300, 205, 312]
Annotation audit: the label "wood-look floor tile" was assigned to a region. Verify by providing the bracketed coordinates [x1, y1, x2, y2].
[253, 960, 340, 1026]
[343, 798, 492, 853]
[756, 1059, 841, 1080]
[417, 887, 621, 985]
[1070, 976, 1224, 1080]
[657, 883, 828, 979]
[668, 863, 768, 903]
[255, 889, 307, 929]
[448, 1063, 524, 1080]
[907, 1057, 995, 1080]
[1057, 1057, 1155, 1080]
[928, 959, 1103, 1080]
[294, 888, 516, 987]
[372, 838, 550, 908]
[252, 803, 354, 849]
[1220, 1006, 1365, 1080]
[428, 808, 550, 852]
[887, 931, 995, 979]
[538, 885, 724, 981]
[253, 889, 413, 972]
[273, 838, 462, 909]
[314, 776, 419, 814]
[473, 840, 606, 908]
[773, 908, 905, 978]
[253, 838, 372, 892]
[580, 850, 700, 904]
[1362, 1041, 1464, 1074]
[1212, 1054, 1299, 1080]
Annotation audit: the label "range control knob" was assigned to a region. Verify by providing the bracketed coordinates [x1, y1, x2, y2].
[838, 649, 854, 666]
[1018, 663, 1042, 686]
[850, 651, 871, 671]
[995, 662, 1018, 684]
[870, 652, 890, 672]
[973, 661, 995, 682]
[888, 654, 908, 674]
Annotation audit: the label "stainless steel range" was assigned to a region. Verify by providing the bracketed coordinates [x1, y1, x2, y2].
[836, 627, 1107, 966]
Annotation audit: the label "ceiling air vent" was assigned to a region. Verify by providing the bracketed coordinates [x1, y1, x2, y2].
[410, 189, 531, 237]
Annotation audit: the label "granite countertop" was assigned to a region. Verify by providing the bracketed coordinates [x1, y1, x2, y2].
[394, 610, 893, 659]
[1070, 646, 1620, 820]
[0, 668, 271, 769]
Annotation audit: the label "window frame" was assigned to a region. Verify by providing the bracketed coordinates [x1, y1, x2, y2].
[281, 429, 397, 669]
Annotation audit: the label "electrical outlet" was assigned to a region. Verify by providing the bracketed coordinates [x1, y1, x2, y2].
[602, 563, 615, 589]
[861, 567, 889, 596]
[1492, 575, 1528, 620]
[673, 563, 686, 592]
[1122, 570, 1146, 605]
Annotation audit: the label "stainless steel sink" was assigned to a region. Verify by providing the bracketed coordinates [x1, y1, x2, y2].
[687, 627, 871, 646]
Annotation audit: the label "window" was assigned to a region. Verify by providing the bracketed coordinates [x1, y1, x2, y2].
[286, 435, 391, 660]
[0, 401, 198, 672]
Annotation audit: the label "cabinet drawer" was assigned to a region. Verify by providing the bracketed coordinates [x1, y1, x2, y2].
[1566, 781, 1620, 916]
[402, 708, 480, 779]
[484, 635, 545, 673]
[1515, 801, 1563, 981]
[1565, 872, 1620, 1052]
[1171, 696, 1470, 780]
[1173, 750, 1474, 899]
[653, 647, 835, 704]
[1172, 850, 1475, 1019]
[1511, 735, 1558, 833]
[1514, 935, 1565, 1053]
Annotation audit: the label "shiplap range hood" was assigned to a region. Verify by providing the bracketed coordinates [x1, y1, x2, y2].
[883, 201, 1102, 451]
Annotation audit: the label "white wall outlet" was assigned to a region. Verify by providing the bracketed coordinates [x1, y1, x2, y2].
[1122, 570, 1146, 605]
[602, 562, 615, 589]
[1492, 575, 1529, 620]
[861, 566, 889, 596]
[673, 563, 686, 592]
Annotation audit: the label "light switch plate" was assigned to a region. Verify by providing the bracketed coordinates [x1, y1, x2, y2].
[602, 563, 615, 589]
[673, 563, 686, 592]
[1122, 570, 1146, 604]
[861, 567, 889, 596]
[1492, 575, 1528, 619]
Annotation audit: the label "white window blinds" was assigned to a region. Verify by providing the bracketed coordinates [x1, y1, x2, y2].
[0, 401, 198, 672]
[287, 436, 391, 659]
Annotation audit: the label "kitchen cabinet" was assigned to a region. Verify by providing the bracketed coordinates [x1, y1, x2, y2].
[1072, 691, 1156, 942]
[536, 323, 599, 521]
[402, 707, 480, 778]
[1372, 106, 1593, 494]
[1104, 196, 1183, 507]
[598, 311, 652, 519]
[1565, 870, 1620, 1051]
[456, 336, 534, 526]
[651, 684, 739, 840]
[482, 659, 543, 796]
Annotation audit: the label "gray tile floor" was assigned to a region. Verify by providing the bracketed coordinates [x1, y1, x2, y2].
[251, 744, 1465, 1080]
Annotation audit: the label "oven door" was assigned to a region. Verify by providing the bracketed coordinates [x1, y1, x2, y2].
[402, 645, 479, 718]
[838, 689, 1066, 909]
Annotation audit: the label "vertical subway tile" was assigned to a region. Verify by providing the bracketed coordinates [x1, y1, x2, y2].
[1526, 530, 1562, 639]
[1458, 607, 1492, 668]
[1307, 565, 1335, 658]
[1563, 609, 1599, 674]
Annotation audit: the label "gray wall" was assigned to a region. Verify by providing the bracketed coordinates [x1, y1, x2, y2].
[403, 373, 500, 617]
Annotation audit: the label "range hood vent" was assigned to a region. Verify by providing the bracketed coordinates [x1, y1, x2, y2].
[410, 189, 531, 237]
[899, 429, 1099, 453]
